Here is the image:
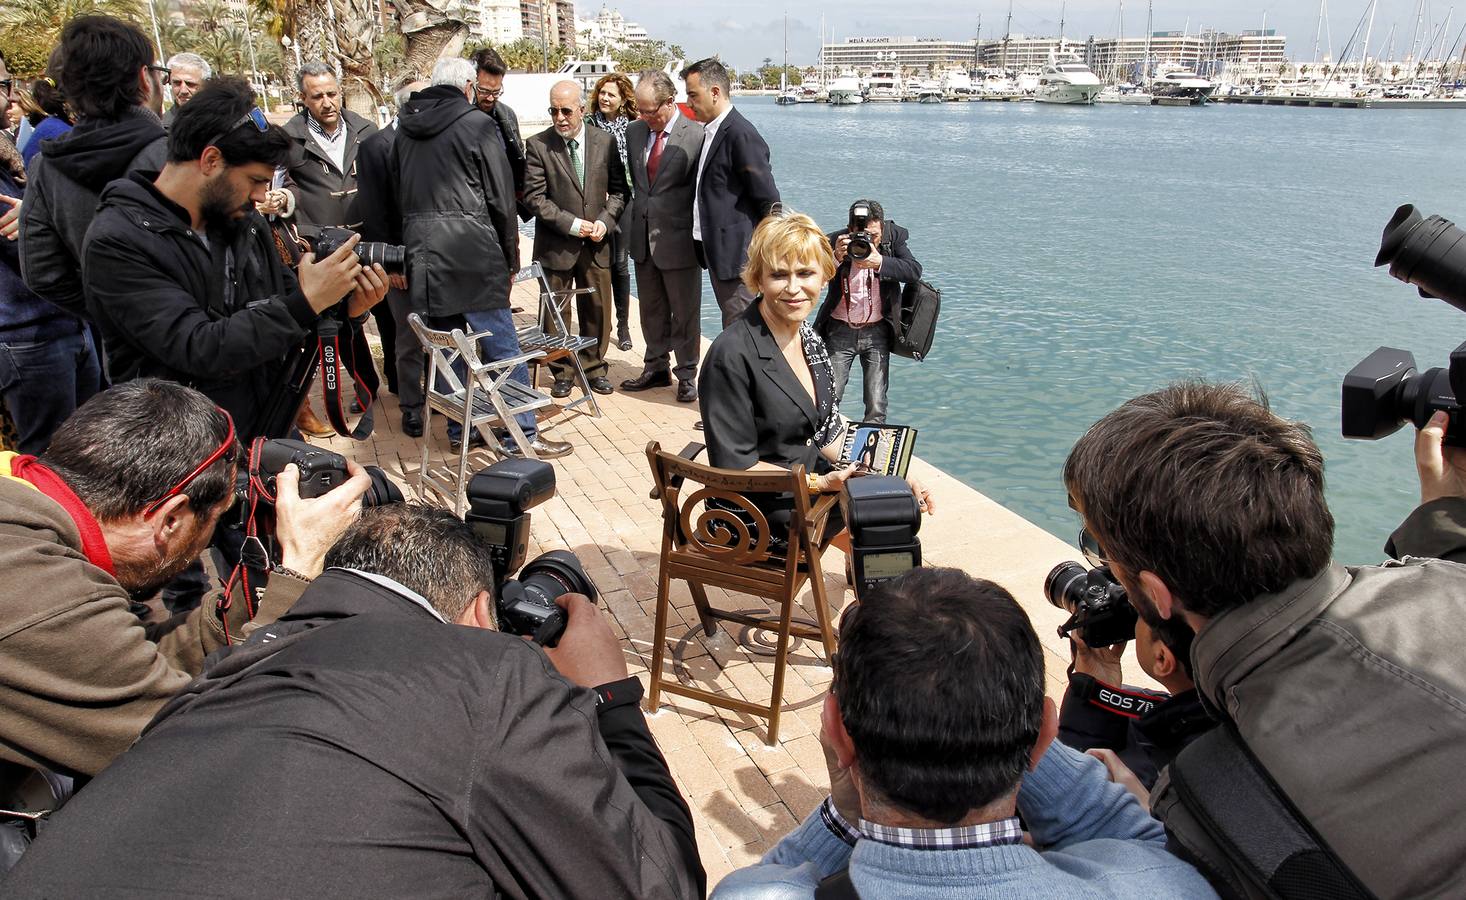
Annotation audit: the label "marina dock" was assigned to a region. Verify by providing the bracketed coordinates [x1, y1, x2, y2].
[329, 262, 1138, 883]
[1216, 94, 1466, 109]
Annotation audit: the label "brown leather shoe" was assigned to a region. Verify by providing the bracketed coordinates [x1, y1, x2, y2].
[507, 436, 574, 459]
[620, 369, 672, 392]
[295, 405, 334, 438]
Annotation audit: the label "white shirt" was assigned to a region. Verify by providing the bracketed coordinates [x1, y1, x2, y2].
[691, 105, 732, 243]
[561, 124, 593, 238]
[307, 114, 348, 173]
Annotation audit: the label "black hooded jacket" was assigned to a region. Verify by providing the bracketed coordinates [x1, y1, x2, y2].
[1, 570, 705, 899]
[394, 84, 519, 317]
[81, 171, 317, 439]
[18, 107, 167, 317]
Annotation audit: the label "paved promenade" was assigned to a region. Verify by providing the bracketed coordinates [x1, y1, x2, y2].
[319, 274, 1146, 884]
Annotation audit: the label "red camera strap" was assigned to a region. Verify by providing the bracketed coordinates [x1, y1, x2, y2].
[219, 438, 273, 641]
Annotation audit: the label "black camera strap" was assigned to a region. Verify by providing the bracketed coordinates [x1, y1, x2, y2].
[316, 313, 378, 441]
[220, 438, 276, 639]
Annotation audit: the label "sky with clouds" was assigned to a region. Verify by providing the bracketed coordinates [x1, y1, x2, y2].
[594, 1, 1459, 70]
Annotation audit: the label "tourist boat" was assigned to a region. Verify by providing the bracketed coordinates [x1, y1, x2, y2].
[1034, 58, 1103, 104]
[827, 71, 864, 105]
[1150, 66, 1216, 105]
[865, 68, 904, 102]
[1095, 82, 1153, 104]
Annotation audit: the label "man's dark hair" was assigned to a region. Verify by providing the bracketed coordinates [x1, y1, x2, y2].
[168, 76, 289, 167]
[324, 504, 498, 623]
[40, 379, 237, 521]
[1139, 604, 1196, 680]
[679, 57, 731, 93]
[850, 199, 884, 225]
[472, 47, 507, 78]
[1064, 381, 1334, 619]
[834, 567, 1045, 823]
[59, 15, 153, 120]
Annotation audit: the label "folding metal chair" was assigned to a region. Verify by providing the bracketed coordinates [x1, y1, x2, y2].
[407, 313, 552, 516]
[512, 262, 603, 418]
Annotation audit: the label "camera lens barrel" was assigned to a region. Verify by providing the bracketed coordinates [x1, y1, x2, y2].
[1044, 561, 1089, 612]
[1376, 204, 1466, 313]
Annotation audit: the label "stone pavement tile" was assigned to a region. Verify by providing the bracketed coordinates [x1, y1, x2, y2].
[733, 729, 801, 778]
[722, 760, 782, 814]
[699, 790, 800, 851]
[770, 769, 829, 822]
[780, 733, 830, 778]
[664, 744, 730, 799]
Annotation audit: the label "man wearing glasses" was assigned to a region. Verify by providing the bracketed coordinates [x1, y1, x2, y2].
[0, 379, 369, 785]
[80, 77, 389, 442]
[618, 70, 706, 404]
[471, 47, 529, 221]
[160, 52, 211, 130]
[524, 80, 630, 399]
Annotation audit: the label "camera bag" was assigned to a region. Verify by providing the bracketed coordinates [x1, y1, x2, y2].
[893, 280, 940, 362]
[1166, 722, 1376, 900]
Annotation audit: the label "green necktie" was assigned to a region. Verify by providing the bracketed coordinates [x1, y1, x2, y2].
[567, 137, 583, 187]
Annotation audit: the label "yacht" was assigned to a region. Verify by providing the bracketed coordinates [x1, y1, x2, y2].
[974, 69, 1018, 98]
[941, 68, 974, 100]
[912, 79, 945, 103]
[1015, 67, 1043, 95]
[1150, 66, 1216, 105]
[1034, 58, 1103, 104]
[775, 72, 798, 105]
[797, 75, 822, 102]
[1095, 82, 1153, 104]
[827, 71, 864, 105]
[865, 68, 904, 102]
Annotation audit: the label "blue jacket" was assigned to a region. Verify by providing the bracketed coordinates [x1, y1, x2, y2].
[0, 169, 77, 343]
[712, 741, 1217, 900]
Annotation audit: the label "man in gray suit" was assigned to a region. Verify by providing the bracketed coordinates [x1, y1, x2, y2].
[524, 80, 630, 398]
[619, 71, 704, 403]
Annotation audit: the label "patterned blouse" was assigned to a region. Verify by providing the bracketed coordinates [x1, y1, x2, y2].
[801, 320, 847, 455]
[588, 110, 632, 192]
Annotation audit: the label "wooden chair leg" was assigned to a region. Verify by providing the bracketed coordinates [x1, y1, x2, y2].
[805, 551, 838, 661]
[688, 583, 719, 638]
[647, 572, 674, 713]
[765, 588, 799, 746]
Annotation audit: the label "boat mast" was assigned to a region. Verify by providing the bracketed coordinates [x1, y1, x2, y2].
[1118, 0, 1125, 82]
[1004, 0, 1013, 71]
[974, 14, 982, 73]
[1059, 1, 1067, 44]
[1362, 0, 1378, 80]
[1144, 0, 1153, 87]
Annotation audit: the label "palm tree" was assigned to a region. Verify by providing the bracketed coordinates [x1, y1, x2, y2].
[194, 25, 245, 74]
[0, 0, 143, 74]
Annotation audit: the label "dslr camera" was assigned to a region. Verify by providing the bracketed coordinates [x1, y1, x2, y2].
[307, 225, 407, 276]
[239, 438, 401, 506]
[840, 475, 922, 601]
[847, 202, 876, 261]
[1044, 559, 1137, 648]
[464, 458, 597, 647]
[1343, 205, 1466, 445]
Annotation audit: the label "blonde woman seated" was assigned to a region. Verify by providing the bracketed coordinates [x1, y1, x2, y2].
[698, 210, 934, 547]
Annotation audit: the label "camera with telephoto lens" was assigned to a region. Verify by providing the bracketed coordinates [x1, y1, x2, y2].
[464, 458, 597, 647]
[847, 203, 875, 261]
[308, 225, 407, 275]
[840, 475, 922, 601]
[1044, 561, 1137, 648]
[238, 438, 402, 507]
[1342, 204, 1466, 446]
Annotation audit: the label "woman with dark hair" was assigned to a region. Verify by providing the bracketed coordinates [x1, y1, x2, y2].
[21, 50, 74, 166]
[588, 71, 637, 351]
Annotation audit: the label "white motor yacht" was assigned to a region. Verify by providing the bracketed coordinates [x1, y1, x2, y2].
[1034, 58, 1103, 104]
[1095, 82, 1154, 104]
[913, 79, 944, 103]
[865, 68, 904, 102]
[1151, 66, 1216, 105]
[827, 71, 864, 105]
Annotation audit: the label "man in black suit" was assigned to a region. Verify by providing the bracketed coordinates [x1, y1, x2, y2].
[620, 70, 704, 404]
[352, 76, 426, 437]
[813, 199, 923, 424]
[524, 80, 630, 398]
[471, 47, 531, 222]
[680, 57, 780, 329]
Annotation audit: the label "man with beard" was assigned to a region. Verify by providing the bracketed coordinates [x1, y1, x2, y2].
[80, 77, 389, 440]
[0, 379, 369, 784]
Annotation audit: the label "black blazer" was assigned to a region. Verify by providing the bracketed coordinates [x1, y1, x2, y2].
[694, 107, 780, 281]
[698, 302, 838, 476]
[351, 123, 399, 244]
[813, 220, 923, 336]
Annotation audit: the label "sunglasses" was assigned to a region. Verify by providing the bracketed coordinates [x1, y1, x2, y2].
[1077, 527, 1109, 569]
[205, 106, 269, 149]
[142, 408, 239, 516]
[548, 106, 579, 118]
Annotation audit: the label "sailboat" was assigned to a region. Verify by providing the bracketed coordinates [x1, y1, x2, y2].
[775, 14, 799, 105]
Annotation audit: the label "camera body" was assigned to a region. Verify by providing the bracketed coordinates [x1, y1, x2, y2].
[1044, 561, 1137, 648]
[239, 438, 402, 507]
[847, 203, 875, 261]
[840, 475, 922, 601]
[1343, 205, 1466, 445]
[464, 459, 595, 646]
[308, 225, 407, 275]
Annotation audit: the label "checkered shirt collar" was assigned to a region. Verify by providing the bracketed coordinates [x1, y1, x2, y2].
[307, 113, 344, 142]
[819, 796, 1025, 852]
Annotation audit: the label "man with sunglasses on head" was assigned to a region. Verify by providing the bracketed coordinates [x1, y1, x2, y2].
[0, 380, 368, 807]
[80, 77, 389, 442]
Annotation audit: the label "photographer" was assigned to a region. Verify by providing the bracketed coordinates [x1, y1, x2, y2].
[3, 504, 705, 899]
[0, 379, 368, 785]
[1064, 381, 1466, 898]
[1058, 614, 1211, 793]
[813, 200, 922, 424]
[711, 568, 1214, 898]
[80, 77, 389, 441]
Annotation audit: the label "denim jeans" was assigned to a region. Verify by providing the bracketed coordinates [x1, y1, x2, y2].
[422, 308, 537, 443]
[823, 318, 891, 424]
[0, 328, 102, 454]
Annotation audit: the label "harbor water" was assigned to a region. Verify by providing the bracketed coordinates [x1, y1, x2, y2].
[700, 97, 1466, 565]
